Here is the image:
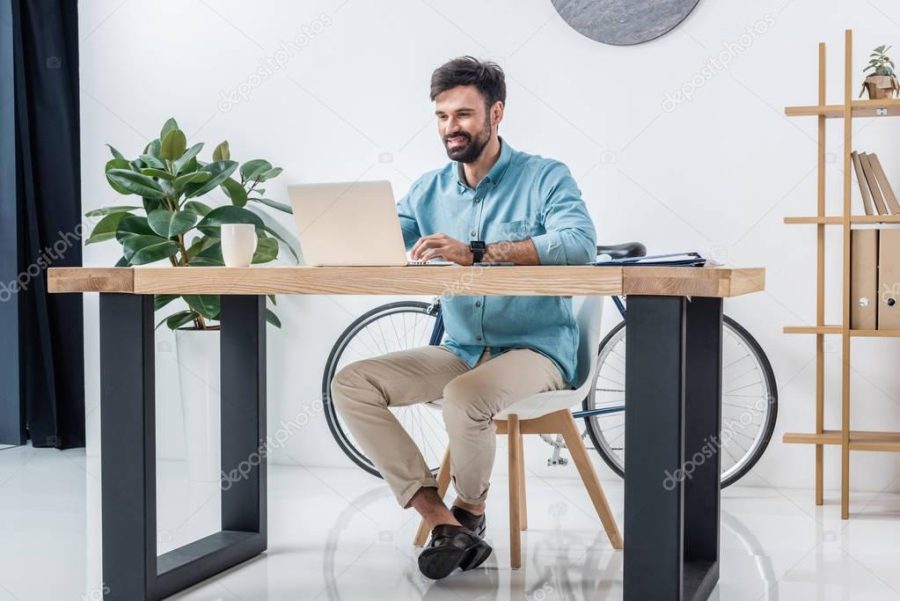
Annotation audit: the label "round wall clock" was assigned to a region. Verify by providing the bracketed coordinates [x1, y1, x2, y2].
[551, 0, 701, 46]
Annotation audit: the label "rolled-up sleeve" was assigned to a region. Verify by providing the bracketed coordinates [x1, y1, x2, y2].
[396, 180, 422, 251]
[529, 161, 597, 265]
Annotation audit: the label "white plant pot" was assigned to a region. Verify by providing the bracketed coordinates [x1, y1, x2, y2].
[174, 328, 221, 483]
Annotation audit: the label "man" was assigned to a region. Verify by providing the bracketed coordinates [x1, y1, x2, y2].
[331, 56, 597, 579]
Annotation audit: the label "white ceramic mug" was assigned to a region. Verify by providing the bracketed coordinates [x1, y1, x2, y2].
[221, 223, 258, 267]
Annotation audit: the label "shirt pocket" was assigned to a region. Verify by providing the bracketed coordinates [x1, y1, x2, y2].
[490, 218, 543, 242]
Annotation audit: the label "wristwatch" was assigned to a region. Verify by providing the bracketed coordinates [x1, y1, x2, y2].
[469, 240, 486, 264]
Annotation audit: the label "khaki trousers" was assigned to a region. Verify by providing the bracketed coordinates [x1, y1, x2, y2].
[331, 345, 567, 508]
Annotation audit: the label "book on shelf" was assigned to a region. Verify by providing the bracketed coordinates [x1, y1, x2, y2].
[854, 151, 900, 215]
[858, 153, 890, 215]
[851, 151, 875, 216]
[868, 154, 900, 214]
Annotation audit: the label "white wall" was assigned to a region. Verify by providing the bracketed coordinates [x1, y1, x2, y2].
[78, 0, 900, 492]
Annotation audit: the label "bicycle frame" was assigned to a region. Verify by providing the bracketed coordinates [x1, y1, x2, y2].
[424, 296, 629, 420]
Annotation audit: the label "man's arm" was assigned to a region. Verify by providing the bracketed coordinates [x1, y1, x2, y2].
[526, 161, 597, 265]
[482, 238, 540, 264]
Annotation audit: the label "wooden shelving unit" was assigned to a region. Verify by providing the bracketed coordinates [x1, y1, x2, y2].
[782, 30, 900, 519]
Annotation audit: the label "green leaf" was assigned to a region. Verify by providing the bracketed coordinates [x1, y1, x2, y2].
[138, 153, 166, 169]
[141, 167, 175, 181]
[107, 144, 125, 160]
[196, 205, 264, 236]
[86, 211, 131, 244]
[249, 197, 292, 213]
[142, 196, 165, 214]
[160, 128, 187, 161]
[258, 167, 282, 181]
[174, 171, 211, 190]
[252, 236, 278, 263]
[116, 215, 155, 242]
[246, 206, 301, 263]
[221, 177, 248, 207]
[183, 160, 238, 198]
[105, 158, 133, 194]
[186, 235, 219, 259]
[183, 295, 220, 320]
[107, 169, 166, 198]
[148, 209, 199, 238]
[115, 256, 129, 267]
[213, 141, 230, 162]
[160, 118, 179, 141]
[265, 309, 282, 328]
[189, 256, 225, 266]
[240, 159, 271, 181]
[267, 294, 277, 306]
[85, 205, 140, 217]
[263, 225, 299, 262]
[154, 294, 180, 311]
[158, 309, 195, 330]
[194, 240, 224, 265]
[183, 200, 213, 218]
[122, 234, 180, 265]
[144, 138, 162, 158]
[173, 143, 204, 174]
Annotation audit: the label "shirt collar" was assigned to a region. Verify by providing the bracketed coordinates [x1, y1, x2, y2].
[456, 137, 513, 191]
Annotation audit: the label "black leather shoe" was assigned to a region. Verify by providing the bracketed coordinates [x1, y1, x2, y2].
[451, 505, 486, 538]
[418, 524, 493, 580]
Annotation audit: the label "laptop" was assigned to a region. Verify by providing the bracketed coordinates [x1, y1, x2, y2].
[288, 181, 454, 267]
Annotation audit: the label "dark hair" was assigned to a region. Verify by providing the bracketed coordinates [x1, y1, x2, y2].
[430, 56, 506, 110]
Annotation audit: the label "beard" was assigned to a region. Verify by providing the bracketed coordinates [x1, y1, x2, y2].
[443, 117, 492, 163]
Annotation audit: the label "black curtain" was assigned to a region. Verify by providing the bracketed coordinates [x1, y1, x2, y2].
[3, 0, 84, 448]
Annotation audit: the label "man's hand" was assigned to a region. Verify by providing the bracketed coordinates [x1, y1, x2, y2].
[410, 233, 473, 265]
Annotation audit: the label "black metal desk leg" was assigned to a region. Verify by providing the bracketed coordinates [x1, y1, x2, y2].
[99, 294, 267, 601]
[623, 295, 723, 601]
[683, 297, 723, 599]
[100, 294, 157, 601]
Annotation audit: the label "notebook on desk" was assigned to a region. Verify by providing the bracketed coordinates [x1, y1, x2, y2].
[592, 252, 708, 267]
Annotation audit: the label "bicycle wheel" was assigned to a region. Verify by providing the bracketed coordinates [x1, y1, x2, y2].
[322, 300, 447, 479]
[582, 315, 777, 488]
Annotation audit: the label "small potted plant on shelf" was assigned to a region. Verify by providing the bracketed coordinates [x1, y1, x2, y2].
[860, 44, 900, 99]
[85, 117, 301, 481]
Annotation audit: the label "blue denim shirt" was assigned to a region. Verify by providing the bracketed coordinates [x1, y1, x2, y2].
[396, 138, 597, 387]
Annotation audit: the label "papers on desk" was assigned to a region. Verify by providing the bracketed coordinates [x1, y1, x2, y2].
[591, 252, 708, 267]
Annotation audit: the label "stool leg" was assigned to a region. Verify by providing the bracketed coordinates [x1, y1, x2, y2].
[558, 411, 623, 550]
[517, 431, 527, 531]
[413, 448, 452, 547]
[508, 415, 522, 569]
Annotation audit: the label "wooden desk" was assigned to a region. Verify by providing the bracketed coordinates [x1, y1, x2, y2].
[48, 265, 764, 601]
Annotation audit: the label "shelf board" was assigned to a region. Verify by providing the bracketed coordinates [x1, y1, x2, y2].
[785, 99, 900, 118]
[783, 326, 900, 336]
[784, 430, 900, 451]
[783, 325, 841, 334]
[784, 215, 900, 224]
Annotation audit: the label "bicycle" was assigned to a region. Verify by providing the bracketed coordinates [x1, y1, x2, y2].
[321, 243, 778, 488]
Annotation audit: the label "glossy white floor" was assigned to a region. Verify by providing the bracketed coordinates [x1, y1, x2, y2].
[1, 444, 900, 601]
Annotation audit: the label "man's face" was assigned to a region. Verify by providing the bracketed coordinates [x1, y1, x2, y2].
[434, 85, 498, 163]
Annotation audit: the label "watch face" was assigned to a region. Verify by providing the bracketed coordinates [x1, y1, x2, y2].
[471, 241, 486, 251]
[552, 0, 700, 46]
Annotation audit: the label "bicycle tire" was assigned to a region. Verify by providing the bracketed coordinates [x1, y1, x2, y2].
[582, 315, 778, 488]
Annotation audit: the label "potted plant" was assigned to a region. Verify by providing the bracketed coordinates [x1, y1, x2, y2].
[860, 44, 900, 100]
[85, 117, 300, 481]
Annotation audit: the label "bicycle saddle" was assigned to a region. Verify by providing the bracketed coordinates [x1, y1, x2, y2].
[596, 242, 647, 260]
